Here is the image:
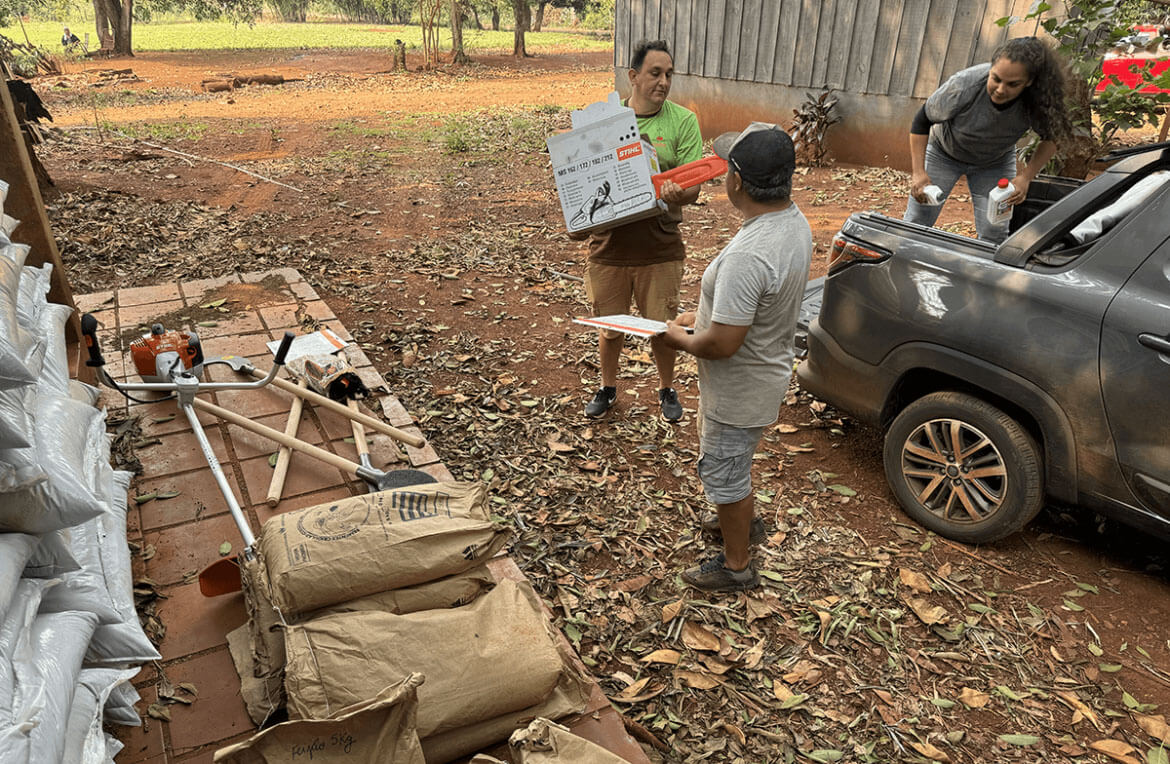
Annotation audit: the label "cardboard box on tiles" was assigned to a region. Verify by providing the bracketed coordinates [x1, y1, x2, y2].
[547, 91, 665, 235]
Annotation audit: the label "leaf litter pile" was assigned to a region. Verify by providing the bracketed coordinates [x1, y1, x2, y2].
[44, 124, 1170, 764]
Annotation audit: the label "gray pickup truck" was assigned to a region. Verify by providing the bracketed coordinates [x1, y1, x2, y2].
[797, 143, 1170, 543]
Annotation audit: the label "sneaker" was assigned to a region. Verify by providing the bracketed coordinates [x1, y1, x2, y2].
[700, 513, 768, 545]
[659, 387, 683, 422]
[681, 553, 759, 592]
[585, 386, 617, 418]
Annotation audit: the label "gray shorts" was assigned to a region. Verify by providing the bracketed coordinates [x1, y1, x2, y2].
[697, 416, 764, 505]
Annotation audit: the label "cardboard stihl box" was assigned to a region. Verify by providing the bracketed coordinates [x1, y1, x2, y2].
[547, 92, 666, 234]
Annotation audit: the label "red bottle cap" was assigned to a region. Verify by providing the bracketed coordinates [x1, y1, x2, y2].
[997, 178, 1010, 188]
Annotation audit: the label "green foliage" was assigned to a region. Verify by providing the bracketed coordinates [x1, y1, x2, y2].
[0, 17, 612, 51]
[999, 0, 1170, 155]
[440, 106, 563, 155]
[116, 120, 208, 141]
[579, 0, 611, 30]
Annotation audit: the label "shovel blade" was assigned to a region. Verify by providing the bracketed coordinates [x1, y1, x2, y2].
[199, 555, 243, 596]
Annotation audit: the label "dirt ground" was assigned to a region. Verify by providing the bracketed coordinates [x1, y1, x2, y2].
[29, 46, 1170, 763]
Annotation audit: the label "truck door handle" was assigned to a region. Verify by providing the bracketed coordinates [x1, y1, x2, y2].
[1138, 333, 1170, 355]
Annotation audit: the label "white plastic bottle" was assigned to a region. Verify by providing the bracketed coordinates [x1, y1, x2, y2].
[987, 178, 1015, 225]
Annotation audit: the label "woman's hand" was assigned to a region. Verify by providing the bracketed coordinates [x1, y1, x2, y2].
[910, 173, 934, 203]
[1007, 175, 1031, 205]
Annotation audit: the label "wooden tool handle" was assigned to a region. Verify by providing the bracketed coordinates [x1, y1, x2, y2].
[193, 398, 362, 475]
[347, 398, 368, 458]
[267, 379, 307, 507]
[256, 370, 425, 449]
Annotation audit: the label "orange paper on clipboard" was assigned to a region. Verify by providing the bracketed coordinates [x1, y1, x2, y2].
[573, 314, 668, 338]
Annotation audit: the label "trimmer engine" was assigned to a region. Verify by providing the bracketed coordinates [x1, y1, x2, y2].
[130, 324, 204, 382]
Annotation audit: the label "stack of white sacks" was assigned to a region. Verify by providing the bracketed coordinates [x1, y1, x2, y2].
[1, 178, 161, 763]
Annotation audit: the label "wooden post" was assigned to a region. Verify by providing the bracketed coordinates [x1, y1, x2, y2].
[0, 64, 88, 380]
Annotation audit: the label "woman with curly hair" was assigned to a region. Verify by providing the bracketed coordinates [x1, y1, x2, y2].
[904, 36, 1072, 242]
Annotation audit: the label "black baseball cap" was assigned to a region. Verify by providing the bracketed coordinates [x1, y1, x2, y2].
[712, 122, 796, 186]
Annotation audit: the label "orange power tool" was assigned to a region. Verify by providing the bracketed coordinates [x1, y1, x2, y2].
[130, 324, 204, 382]
[651, 156, 728, 198]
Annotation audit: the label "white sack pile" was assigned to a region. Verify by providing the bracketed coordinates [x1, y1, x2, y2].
[0, 180, 159, 763]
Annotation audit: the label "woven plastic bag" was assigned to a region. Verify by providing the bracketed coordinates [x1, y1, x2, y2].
[0, 395, 106, 534]
[85, 468, 160, 665]
[22, 610, 101, 764]
[0, 243, 35, 389]
[62, 668, 139, 764]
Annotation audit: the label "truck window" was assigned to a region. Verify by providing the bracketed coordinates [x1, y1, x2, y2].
[1034, 167, 1170, 266]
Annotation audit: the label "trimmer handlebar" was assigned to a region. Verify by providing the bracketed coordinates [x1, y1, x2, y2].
[273, 331, 295, 366]
[81, 313, 105, 368]
[80, 314, 293, 394]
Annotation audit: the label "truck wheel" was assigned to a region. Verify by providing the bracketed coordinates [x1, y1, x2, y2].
[883, 392, 1044, 543]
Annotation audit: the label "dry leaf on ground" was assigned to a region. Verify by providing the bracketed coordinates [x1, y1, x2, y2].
[681, 621, 721, 652]
[958, 687, 990, 708]
[899, 567, 933, 593]
[909, 741, 951, 762]
[1088, 739, 1139, 764]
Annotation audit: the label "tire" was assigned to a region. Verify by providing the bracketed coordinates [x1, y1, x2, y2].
[882, 391, 1044, 543]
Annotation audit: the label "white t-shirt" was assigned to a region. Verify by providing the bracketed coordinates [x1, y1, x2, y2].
[696, 204, 813, 427]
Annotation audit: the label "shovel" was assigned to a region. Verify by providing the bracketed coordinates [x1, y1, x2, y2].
[194, 398, 437, 595]
[205, 354, 425, 449]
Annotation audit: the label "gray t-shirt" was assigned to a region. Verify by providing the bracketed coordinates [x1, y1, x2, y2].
[927, 63, 1036, 166]
[696, 204, 813, 428]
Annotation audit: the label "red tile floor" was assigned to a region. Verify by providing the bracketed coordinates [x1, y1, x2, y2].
[75, 269, 648, 763]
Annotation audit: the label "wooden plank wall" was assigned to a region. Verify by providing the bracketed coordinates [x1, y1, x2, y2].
[614, 0, 1037, 95]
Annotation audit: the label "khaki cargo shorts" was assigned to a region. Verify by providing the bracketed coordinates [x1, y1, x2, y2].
[584, 260, 683, 340]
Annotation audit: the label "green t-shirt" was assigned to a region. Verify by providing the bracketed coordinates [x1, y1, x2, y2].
[636, 99, 703, 172]
[588, 99, 703, 266]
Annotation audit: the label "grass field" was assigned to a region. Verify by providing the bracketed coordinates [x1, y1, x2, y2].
[1, 18, 611, 54]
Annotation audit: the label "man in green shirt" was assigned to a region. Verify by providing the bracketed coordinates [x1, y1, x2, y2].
[581, 39, 703, 423]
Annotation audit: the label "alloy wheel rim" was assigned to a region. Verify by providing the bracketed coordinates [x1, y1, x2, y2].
[900, 418, 1007, 524]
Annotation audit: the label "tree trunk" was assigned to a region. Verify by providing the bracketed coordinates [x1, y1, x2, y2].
[1058, 74, 1099, 179]
[116, 0, 132, 56]
[511, 0, 529, 57]
[451, 0, 470, 63]
[491, 7, 499, 31]
[92, 0, 114, 51]
[532, 0, 545, 32]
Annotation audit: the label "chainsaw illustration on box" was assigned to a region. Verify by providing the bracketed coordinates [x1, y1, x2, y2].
[130, 324, 205, 383]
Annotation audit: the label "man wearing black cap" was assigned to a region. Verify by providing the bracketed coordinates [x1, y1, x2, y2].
[663, 123, 812, 591]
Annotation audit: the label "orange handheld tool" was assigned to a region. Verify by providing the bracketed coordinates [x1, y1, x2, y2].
[651, 156, 728, 198]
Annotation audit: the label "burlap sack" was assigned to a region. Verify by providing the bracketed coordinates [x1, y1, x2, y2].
[226, 625, 285, 727]
[509, 718, 630, 763]
[213, 674, 426, 764]
[284, 580, 562, 738]
[310, 565, 495, 619]
[258, 482, 509, 616]
[238, 560, 496, 722]
[419, 652, 594, 764]
[240, 554, 285, 682]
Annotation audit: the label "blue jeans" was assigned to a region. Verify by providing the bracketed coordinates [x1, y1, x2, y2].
[904, 142, 1018, 243]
